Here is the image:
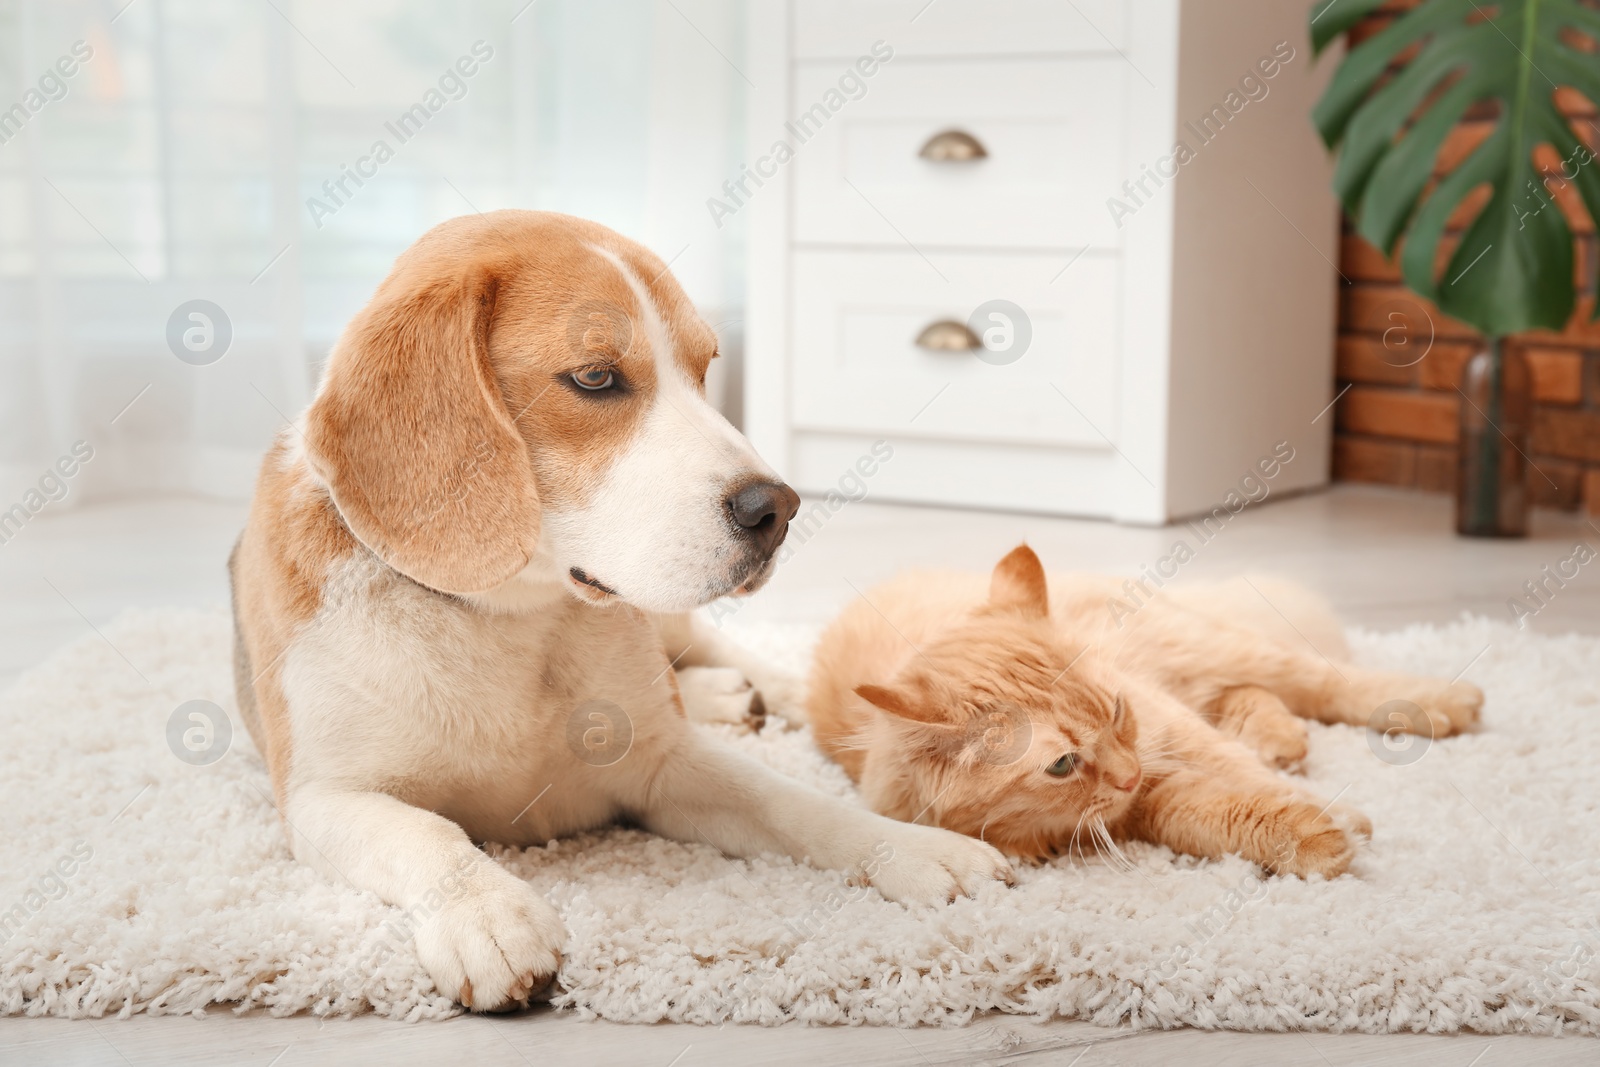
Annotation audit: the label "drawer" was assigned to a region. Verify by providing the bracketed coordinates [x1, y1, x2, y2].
[791, 58, 1128, 251]
[792, 0, 1127, 59]
[791, 431, 1124, 519]
[790, 249, 1119, 448]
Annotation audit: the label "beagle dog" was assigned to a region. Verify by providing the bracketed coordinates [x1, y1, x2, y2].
[229, 211, 1011, 1011]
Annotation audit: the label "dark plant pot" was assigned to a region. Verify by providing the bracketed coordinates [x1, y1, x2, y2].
[1455, 339, 1529, 538]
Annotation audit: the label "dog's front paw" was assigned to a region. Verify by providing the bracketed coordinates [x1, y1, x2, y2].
[742, 669, 808, 727]
[863, 821, 1014, 905]
[414, 875, 564, 1011]
[677, 666, 766, 731]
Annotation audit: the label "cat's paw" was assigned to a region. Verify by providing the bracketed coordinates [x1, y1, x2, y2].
[1326, 801, 1373, 841]
[1213, 686, 1307, 770]
[1416, 681, 1482, 737]
[1359, 675, 1483, 738]
[864, 821, 1015, 905]
[1265, 802, 1360, 879]
[1252, 718, 1309, 770]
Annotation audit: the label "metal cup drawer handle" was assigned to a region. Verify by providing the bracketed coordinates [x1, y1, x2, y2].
[918, 129, 987, 162]
[914, 320, 982, 352]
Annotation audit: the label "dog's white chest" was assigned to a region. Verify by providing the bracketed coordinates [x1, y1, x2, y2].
[280, 563, 680, 844]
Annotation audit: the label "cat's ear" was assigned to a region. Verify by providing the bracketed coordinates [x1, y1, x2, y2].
[855, 684, 947, 725]
[989, 543, 1048, 618]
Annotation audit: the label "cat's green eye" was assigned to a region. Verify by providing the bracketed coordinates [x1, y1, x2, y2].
[1046, 753, 1080, 778]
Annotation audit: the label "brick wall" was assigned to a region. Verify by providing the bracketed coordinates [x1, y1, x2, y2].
[1329, 5, 1600, 516]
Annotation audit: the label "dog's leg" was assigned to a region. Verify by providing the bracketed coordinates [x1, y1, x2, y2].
[285, 785, 563, 1011]
[634, 730, 1013, 904]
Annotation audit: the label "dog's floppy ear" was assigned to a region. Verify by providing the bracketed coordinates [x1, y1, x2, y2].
[305, 263, 539, 595]
[989, 543, 1048, 618]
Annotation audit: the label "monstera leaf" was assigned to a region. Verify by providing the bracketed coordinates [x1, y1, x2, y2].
[1311, 0, 1600, 335]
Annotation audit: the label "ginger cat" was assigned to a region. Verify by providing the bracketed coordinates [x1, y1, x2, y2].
[806, 545, 1482, 878]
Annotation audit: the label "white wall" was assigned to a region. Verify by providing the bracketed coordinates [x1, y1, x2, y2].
[1164, 0, 1341, 518]
[0, 0, 746, 504]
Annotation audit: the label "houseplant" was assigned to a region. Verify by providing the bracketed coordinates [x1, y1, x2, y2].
[1310, 0, 1600, 536]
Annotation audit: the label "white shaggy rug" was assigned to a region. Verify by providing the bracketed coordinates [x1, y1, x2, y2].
[2, 607, 1598, 1034]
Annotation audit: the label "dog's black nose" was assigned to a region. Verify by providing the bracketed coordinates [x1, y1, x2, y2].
[727, 479, 801, 555]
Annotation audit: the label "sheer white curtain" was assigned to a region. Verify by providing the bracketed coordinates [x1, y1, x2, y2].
[0, 0, 746, 507]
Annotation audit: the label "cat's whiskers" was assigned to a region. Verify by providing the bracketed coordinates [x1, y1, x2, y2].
[1091, 814, 1136, 873]
[1065, 808, 1090, 867]
[1134, 744, 1186, 767]
[1107, 820, 1131, 870]
[1142, 755, 1195, 781]
[838, 727, 877, 756]
[1136, 727, 1192, 776]
[1087, 815, 1109, 867]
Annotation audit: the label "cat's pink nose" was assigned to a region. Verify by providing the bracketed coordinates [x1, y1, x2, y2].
[1113, 771, 1141, 792]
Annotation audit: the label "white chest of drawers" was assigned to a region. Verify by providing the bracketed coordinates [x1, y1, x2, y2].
[742, 0, 1341, 523]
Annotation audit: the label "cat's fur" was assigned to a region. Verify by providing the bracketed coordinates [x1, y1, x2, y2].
[806, 545, 1482, 878]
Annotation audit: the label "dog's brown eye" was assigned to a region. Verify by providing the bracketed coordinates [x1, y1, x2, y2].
[1046, 753, 1080, 778]
[571, 367, 615, 391]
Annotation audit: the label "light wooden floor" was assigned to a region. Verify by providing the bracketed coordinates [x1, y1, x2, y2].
[2, 485, 1598, 1065]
